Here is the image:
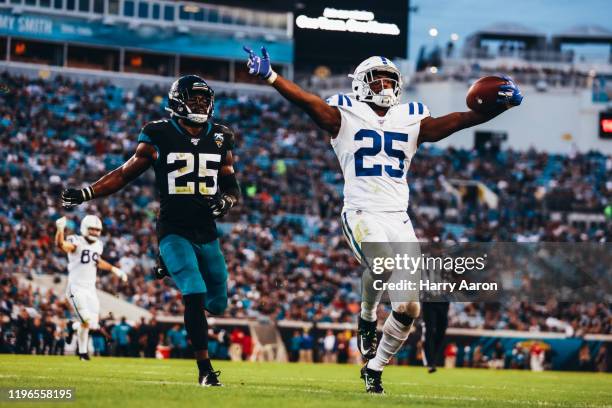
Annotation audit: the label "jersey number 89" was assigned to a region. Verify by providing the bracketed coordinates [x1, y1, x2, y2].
[167, 152, 221, 195]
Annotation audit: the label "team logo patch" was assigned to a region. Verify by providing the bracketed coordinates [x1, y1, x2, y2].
[191, 138, 200, 145]
[214, 133, 224, 148]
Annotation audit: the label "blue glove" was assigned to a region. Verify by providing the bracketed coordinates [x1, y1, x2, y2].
[243, 46, 273, 80]
[497, 75, 523, 107]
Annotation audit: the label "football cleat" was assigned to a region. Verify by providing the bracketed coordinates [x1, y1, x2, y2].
[428, 366, 437, 374]
[79, 353, 90, 361]
[357, 317, 378, 360]
[361, 364, 384, 394]
[199, 370, 223, 387]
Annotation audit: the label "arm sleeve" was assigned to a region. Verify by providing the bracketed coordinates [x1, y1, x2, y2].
[137, 123, 161, 164]
[219, 173, 241, 200]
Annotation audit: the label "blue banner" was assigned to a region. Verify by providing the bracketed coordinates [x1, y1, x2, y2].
[0, 11, 293, 63]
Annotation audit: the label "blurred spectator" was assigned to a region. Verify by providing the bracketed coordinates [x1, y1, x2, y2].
[444, 342, 457, 368]
[167, 324, 188, 358]
[595, 345, 608, 372]
[144, 317, 161, 358]
[289, 330, 301, 363]
[299, 330, 314, 363]
[229, 328, 245, 362]
[322, 329, 336, 363]
[578, 344, 593, 371]
[112, 317, 131, 357]
[530, 343, 545, 371]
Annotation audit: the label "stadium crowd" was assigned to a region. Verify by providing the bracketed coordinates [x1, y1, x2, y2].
[0, 71, 610, 348]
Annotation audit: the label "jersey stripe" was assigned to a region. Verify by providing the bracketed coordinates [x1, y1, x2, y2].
[409, 102, 415, 115]
[337, 94, 344, 106]
[69, 293, 85, 324]
[343, 95, 352, 107]
[340, 218, 362, 263]
[342, 213, 371, 270]
[417, 102, 424, 115]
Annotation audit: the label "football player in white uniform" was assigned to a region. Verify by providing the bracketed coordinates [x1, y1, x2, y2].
[55, 215, 127, 360]
[244, 48, 522, 393]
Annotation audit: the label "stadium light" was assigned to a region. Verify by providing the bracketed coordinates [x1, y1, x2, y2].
[429, 27, 438, 37]
[450, 33, 459, 41]
[429, 66, 438, 74]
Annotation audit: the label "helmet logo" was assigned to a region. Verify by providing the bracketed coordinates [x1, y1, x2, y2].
[192, 82, 209, 90]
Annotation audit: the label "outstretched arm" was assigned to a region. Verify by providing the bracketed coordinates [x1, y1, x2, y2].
[418, 109, 505, 145]
[97, 257, 128, 282]
[418, 76, 523, 146]
[61, 143, 156, 208]
[243, 46, 341, 135]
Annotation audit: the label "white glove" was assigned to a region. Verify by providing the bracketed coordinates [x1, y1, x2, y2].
[111, 266, 128, 283]
[55, 216, 67, 231]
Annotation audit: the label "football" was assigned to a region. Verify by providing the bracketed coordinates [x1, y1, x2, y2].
[466, 76, 508, 113]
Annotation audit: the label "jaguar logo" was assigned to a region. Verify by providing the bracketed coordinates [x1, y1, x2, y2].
[214, 133, 224, 148]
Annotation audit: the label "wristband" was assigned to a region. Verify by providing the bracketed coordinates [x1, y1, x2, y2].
[266, 71, 278, 85]
[82, 186, 95, 201]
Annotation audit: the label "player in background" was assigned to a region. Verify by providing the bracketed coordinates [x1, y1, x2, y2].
[55, 215, 127, 360]
[59, 75, 240, 386]
[244, 47, 522, 393]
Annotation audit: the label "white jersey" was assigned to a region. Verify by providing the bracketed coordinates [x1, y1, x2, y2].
[327, 94, 430, 212]
[65, 235, 103, 290]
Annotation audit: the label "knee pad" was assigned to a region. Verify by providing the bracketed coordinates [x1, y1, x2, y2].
[205, 295, 228, 316]
[392, 301, 420, 319]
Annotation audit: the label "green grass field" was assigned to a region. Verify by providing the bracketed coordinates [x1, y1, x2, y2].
[0, 355, 610, 408]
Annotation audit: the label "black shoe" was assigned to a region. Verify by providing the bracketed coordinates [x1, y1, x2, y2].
[361, 364, 384, 394]
[153, 255, 169, 280]
[199, 370, 223, 387]
[428, 366, 437, 374]
[79, 353, 90, 361]
[357, 317, 378, 360]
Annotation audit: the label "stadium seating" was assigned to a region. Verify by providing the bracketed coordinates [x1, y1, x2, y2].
[0, 72, 610, 343]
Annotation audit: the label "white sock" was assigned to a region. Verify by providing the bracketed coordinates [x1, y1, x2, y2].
[72, 321, 80, 331]
[360, 302, 378, 322]
[367, 313, 413, 371]
[77, 327, 89, 354]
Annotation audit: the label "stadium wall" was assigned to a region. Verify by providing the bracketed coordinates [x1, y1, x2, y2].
[408, 82, 612, 154]
[0, 60, 277, 95]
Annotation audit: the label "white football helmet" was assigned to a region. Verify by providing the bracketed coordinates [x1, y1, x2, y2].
[80, 215, 102, 241]
[349, 56, 403, 108]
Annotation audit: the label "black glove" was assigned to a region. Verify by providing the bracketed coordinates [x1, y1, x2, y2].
[208, 194, 236, 219]
[61, 186, 94, 209]
[153, 255, 169, 280]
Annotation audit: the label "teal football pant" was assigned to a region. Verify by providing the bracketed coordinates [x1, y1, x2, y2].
[159, 234, 228, 315]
